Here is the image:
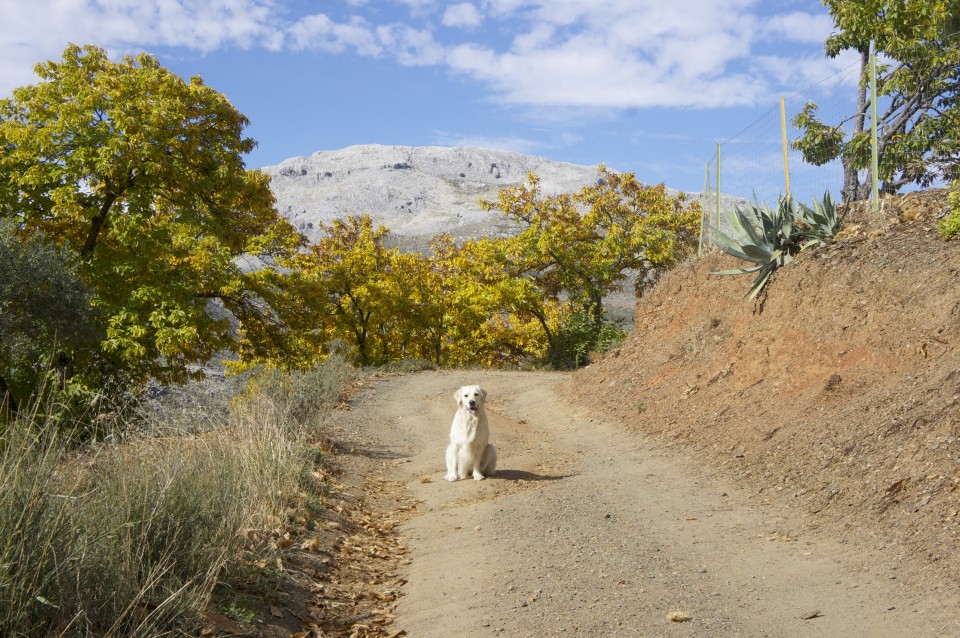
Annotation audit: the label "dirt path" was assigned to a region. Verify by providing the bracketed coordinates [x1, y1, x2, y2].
[323, 370, 960, 637]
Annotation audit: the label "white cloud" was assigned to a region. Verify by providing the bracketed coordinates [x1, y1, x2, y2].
[0, 0, 843, 113]
[0, 0, 282, 92]
[443, 3, 483, 29]
[753, 49, 862, 95]
[438, 0, 786, 109]
[763, 11, 836, 45]
[287, 15, 381, 55]
[376, 24, 445, 65]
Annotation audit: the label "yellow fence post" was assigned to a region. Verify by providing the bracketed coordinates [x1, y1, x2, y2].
[870, 41, 880, 211]
[780, 96, 791, 200]
[716, 143, 721, 230]
[699, 162, 710, 256]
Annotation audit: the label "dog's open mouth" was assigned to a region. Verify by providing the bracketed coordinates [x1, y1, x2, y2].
[467, 405, 478, 413]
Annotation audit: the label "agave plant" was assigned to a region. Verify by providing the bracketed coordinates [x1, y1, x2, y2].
[710, 193, 841, 299]
[794, 192, 841, 244]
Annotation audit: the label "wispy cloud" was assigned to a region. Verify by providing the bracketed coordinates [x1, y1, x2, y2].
[287, 15, 381, 54]
[443, 3, 483, 29]
[0, 0, 281, 89]
[430, 130, 546, 155]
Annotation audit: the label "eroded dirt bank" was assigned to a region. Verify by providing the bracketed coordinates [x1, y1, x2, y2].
[571, 190, 960, 605]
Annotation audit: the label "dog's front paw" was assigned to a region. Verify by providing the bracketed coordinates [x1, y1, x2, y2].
[472, 472, 485, 481]
[445, 474, 458, 482]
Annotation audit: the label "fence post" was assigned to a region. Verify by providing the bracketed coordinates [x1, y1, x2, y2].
[780, 96, 791, 200]
[870, 40, 880, 211]
[715, 143, 721, 230]
[699, 162, 709, 256]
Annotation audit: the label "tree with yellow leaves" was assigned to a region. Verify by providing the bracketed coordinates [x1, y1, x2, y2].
[482, 166, 700, 362]
[0, 44, 302, 394]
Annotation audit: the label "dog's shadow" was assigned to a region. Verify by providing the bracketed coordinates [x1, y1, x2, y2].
[493, 469, 567, 482]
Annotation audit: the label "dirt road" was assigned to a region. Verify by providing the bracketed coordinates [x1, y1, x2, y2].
[324, 370, 959, 637]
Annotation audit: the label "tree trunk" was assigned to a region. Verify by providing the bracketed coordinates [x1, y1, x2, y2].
[842, 48, 873, 203]
[81, 194, 118, 257]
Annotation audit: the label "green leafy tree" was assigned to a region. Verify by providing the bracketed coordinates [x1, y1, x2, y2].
[0, 44, 302, 387]
[263, 223, 566, 370]
[420, 235, 564, 367]
[793, 0, 960, 201]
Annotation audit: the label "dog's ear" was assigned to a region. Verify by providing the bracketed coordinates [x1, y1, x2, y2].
[453, 388, 463, 406]
[479, 387, 487, 402]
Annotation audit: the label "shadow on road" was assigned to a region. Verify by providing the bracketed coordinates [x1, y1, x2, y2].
[493, 469, 568, 482]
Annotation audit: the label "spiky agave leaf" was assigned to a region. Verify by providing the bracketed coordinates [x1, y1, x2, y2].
[795, 192, 841, 244]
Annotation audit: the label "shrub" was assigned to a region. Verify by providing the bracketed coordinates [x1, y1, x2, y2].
[0, 217, 107, 422]
[938, 181, 960, 239]
[548, 310, 627, 369]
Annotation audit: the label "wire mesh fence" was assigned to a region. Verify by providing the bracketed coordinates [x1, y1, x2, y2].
[699, 61, 863, 251]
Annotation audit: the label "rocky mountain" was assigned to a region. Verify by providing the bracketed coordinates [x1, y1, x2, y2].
[261, 144, 753, 253]
[261, 145, 606, 245]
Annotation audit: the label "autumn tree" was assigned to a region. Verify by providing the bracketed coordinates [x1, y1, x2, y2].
[0, 44, 301, 389]
[418, 235, 564, 367]
[482, 167, 700, 324]
[793, 0, 960, 201]
[277, 216, 402, 367]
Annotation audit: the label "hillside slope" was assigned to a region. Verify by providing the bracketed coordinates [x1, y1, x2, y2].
[571, 189, 960, 592]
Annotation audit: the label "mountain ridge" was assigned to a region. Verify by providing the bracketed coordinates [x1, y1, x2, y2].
[261, 144, 610, 243]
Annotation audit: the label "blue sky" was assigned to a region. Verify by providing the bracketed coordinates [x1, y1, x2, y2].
[0, 1, 861, 195]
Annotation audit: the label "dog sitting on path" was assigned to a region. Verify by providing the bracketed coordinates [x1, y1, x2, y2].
[445, 385, 497, 481]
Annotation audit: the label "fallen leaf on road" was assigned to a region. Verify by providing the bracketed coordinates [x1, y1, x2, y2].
[667, 611, 692, 622]
[202, 612, 242, 634]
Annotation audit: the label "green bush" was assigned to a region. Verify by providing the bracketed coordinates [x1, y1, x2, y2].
[548, 310, 627, 369]
[0, 217, 127, 433]
[938, 182, 960, 239]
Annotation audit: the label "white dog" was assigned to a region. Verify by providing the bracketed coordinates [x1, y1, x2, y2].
[445, 385, 497, 481]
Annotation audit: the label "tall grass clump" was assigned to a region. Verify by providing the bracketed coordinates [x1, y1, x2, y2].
[0, 407, 251, 636]
[0, 355, 354, 636]
[239, 349, 354, 430]
[0, 407, 82, 634]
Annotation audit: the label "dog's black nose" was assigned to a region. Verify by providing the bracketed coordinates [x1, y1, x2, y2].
[468, 400, 476, 408]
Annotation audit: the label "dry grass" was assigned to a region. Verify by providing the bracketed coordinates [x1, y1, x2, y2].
[0, 355, 354, 637]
